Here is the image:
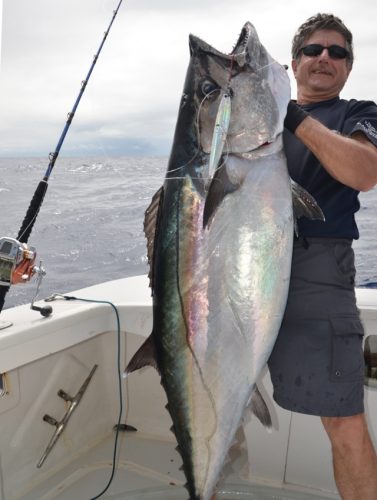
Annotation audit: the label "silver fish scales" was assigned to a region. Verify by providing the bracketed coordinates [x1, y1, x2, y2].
[125, 21, 323, 500]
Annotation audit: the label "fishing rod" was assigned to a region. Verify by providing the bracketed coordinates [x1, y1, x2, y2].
[0, 0, 124, 315]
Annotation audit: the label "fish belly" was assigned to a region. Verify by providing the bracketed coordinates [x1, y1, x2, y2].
[155, 152, 292, 499]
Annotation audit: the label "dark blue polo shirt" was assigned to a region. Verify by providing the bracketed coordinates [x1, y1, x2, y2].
[284, 97, 377, 239]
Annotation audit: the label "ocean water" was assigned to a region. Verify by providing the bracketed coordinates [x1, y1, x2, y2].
[0, 156, 376, 310]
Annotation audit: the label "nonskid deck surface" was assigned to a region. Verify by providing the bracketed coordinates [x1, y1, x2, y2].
[19, 431, 339, 500]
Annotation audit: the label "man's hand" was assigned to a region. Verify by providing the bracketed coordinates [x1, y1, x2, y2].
[284, 100, 309, 133]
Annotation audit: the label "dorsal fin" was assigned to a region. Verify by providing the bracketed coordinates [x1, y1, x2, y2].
[143, 186, 164, 289]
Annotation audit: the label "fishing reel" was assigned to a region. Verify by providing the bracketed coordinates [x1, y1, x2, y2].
[0, 237, 38, 286]
[0, 237, 52, 317]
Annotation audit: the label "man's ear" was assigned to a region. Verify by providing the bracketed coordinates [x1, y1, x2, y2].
[291, 59, 298, 77]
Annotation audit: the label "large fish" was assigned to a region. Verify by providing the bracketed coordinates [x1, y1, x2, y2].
[125, 22, 323, 500]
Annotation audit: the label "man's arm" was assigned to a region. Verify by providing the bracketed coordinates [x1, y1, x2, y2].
[294, 116, 377, 192]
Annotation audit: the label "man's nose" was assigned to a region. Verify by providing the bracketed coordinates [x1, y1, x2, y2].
[318, 47, 330, 59]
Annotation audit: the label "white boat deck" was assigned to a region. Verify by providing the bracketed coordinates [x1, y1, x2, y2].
[18, 430, 339, 500]
[1, 276, 375, 500]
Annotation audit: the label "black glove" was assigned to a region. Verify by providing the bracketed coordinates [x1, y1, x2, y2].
[284, 100, 309, 133]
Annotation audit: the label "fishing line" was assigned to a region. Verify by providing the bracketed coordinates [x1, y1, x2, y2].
[160, 55, 271, 456]
[149, 59, 281, 199]
[162, 88, 222, 179]
[257, 59, 284, 72]
[196, 89, 231, 181]
[228, 54, 235, 86]
[156, 90, 221, 180]
[47, 294, 126, 500]
[0, 0, 124, 314]
[19, 0, 124, 242]
[174, 190, 219, 478]
[163, 78, 234, 183]
[130, 59, 282, 187]
[160, 90, 231, 190]
[160, 90, 228, 184]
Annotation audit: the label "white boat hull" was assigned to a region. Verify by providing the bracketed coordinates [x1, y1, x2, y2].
[0, 275, 376, 499]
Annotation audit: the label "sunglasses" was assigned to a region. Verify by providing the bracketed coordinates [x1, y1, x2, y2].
[299, 44, 349, 60]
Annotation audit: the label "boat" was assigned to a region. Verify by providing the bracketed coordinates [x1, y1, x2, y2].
[0, 274, 376, 500]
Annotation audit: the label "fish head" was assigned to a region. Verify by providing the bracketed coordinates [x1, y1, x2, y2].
[189, 22, 291, 155]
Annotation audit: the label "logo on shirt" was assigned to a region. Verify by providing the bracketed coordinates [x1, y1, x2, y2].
[357, 120, 377, 140]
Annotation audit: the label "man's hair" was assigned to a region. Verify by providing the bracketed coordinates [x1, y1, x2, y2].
[291, 13, 354, 66]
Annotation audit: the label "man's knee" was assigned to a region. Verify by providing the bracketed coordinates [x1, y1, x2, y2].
[321, 413, 370, 451]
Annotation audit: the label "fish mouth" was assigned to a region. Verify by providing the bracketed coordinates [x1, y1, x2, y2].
[224, 128, 275, 155]
[190, 22, 254, 66]
[228, 138, 281, 160]
[231, 22, 253, 56]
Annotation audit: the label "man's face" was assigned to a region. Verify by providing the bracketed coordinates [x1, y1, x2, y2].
[292, 29, 352, 102]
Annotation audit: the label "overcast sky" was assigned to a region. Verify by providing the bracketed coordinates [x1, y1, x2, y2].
[0, 0, 376, 158]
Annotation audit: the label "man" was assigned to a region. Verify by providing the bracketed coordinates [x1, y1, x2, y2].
[268, 13, 377, 500]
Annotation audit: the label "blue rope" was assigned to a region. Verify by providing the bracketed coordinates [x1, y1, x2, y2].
[62, 294, 124, 500]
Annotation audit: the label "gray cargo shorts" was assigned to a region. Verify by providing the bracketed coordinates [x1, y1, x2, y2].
[268, 237, 365, 417]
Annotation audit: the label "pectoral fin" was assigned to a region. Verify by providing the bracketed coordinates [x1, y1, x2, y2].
[291, 179, 325, 222]
[203, 164, 240, 229]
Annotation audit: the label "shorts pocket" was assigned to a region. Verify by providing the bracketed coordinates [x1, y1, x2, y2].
[332, 242, 356, 286]
[330, 317, 364, 383]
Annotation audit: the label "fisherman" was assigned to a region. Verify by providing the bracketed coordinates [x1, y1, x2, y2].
[268, 13, 377, 500]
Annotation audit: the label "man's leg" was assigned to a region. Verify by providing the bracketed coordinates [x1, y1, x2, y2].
[321, 414, 377, 500]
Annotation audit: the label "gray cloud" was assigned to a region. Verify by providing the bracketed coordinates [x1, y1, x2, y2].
[1, 0, 376, 157]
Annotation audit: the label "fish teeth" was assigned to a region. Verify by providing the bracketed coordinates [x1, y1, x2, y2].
[231, 24, 250, 55]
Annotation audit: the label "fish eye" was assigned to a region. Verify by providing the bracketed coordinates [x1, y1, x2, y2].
[200, 79, 220, 98]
